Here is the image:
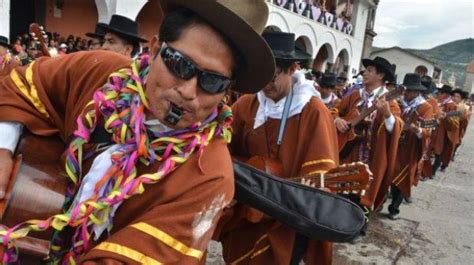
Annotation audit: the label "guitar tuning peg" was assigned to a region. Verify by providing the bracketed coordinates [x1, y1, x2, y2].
[39, 26, 44, 30]
[31, 32, 36, 37]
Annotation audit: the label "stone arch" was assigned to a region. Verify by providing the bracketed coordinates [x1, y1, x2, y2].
[334, 49, 350, 74]
[295, 35, 313, 56]
[312, 43, 335, 73]
[292, 22, 317, 55]
[317, 31, 337, 57]
[415, 65, 428, 76]
[267, 11, 291, 32]
[264, 25, 283, 32]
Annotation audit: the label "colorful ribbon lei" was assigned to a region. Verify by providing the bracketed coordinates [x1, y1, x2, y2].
[0, 54, 233, 264]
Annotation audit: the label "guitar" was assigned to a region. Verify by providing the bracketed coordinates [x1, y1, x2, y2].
[0, 134, 66, 260]
[338, 85, 405, 157]
[413, 111, 463, 130]
[246, 156, 372, 196]
[242, 156, 372, 222]
[29, 23, 51, 57]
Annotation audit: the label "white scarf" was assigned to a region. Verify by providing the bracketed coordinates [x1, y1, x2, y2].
[321, 92, 338, 105]
[357, 86, 387, 108]
[402, 95, 426, 115]
[254, 72, 319, 129]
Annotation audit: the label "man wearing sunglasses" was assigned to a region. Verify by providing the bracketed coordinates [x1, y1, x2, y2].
[0, 0, 275, 263]
[220, 31, 339, 265]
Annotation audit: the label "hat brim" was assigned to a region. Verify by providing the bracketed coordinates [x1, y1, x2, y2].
[0, 41, 11, 49]
[362, 58, 395, 82]
[85, 32, 104, 39]
[161, 0, 275, 94]
[405, 84, 426, 91]
[98, 24, 148, 43]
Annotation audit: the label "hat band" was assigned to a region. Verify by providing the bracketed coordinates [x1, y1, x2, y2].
[273, 50, 298, 59]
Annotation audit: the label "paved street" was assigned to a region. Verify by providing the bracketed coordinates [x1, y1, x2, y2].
[207, 124, 474, 265]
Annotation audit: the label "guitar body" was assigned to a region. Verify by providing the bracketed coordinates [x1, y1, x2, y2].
[0, 135, 66, 259]
[338, 108, 367, 159]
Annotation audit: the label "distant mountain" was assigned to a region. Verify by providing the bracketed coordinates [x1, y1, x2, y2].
[376, 38, 474, 88]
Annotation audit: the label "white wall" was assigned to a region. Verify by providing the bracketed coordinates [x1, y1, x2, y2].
[95, 0, 148, 23]
[266, 0, 371, 76]
[0, 0, 10, 39]
[370, 49, 436, 84]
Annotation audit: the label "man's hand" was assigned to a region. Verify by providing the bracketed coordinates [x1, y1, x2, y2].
[0, 149, 13, 200]
[409, 123, 421, 134]
[375, 97, 391, 119]
[335, 117, 350, 133]
[437, 111, 446, 119]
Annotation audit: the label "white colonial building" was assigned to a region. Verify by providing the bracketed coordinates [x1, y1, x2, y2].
[370, 46, 443, 85]
[1, 0, 380, 77]
[265, 0, 379, 76]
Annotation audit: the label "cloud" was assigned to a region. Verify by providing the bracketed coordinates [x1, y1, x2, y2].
[373, 0, 473, 49]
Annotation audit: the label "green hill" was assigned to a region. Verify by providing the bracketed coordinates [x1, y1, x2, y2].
[375, 38, 474, 88]
[406, 38, 474, 87]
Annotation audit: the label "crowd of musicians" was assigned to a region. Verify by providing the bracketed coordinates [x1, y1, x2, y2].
[0, 1, 472, 264]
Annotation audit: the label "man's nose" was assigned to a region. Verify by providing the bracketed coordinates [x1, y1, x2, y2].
[175, 76, 198, 100]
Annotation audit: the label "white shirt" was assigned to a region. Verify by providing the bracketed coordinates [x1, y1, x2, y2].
[254, 71, 319, 129]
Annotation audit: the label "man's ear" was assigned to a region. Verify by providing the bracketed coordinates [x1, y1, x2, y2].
[288, 62, 299, 75]
[150, 35, 162, 60]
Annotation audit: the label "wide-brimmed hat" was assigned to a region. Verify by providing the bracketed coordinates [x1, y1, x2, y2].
[420, 75, 435, 94]
[438, 84, 453, 94]
[161, 0, 275, 94]
[319, 73, 337, 88]
[99, 15, 148, 43]
[402, 73, 426, 91]
[262, 31, 312, 62]
[362, 56, 395, 82]
[0, 36, 11, 49]
[86, 22, 107, 39]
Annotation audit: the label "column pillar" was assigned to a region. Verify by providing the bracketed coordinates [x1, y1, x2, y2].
[95, 0, 148, 23]
[0, 0, 10, 39]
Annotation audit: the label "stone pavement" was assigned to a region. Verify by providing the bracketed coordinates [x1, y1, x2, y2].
[207, 124, 474, 265]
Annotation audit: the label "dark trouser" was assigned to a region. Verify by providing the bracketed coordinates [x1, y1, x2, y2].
[388, 185, 404, 215]
[289, 233, 308, 265]
[432, 154, 443, 176]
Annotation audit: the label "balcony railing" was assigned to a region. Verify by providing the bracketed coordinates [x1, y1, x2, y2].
[267, 0, 354, 36]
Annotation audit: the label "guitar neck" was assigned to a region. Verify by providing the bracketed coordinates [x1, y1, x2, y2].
[350, 105, 377, 126]
[349, 87, 404, 127]
[445, 110, 462, 117]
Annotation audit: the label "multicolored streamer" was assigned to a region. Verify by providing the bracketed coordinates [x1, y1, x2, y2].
[0, 54, 233, 264]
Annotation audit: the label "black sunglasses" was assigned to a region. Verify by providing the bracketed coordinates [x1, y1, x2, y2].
[160, 43, 233, 94]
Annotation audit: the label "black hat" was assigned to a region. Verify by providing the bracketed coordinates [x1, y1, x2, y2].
[99, 15, 148, 43]
[462, 90, 469, 99]
[420, 75, 435, 94]
[0, 36, 11, 49]
[161, 0, 275, 94]
[362, 56, 395, 82]
[262, 31, 312, 61]
[438, 84, 453, 94]
[402, 73, 426, 91]
[86, 22, 107, 39]
[318, 73, 337, 88]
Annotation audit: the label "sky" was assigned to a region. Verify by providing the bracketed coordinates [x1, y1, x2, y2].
[373, 0, 474, 49]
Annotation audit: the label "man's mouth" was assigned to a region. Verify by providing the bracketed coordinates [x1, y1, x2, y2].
[164, 102, 184, 125]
